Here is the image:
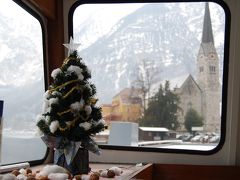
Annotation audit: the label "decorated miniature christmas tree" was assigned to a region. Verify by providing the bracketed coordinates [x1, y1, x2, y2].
[36, 37, 105, 174]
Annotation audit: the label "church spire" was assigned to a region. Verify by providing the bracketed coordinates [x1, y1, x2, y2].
[202, 2, 214, 44]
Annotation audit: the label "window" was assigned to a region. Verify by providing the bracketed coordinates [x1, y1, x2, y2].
[209, 65, 216, 73]
[71, 1, 228, 153]
[0, 0, 46, 164]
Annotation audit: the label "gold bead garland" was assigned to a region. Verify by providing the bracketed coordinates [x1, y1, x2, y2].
[59, 126, 68, 131]
[56, 108, 90, 132]
[49, 79, 80, 93]
[63, 86, 82, 99]
[57, 109, 72, 116]
[62, 57, 76, 67]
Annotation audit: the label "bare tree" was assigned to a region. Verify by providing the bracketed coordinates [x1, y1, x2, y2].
[132, 58, 160, 112]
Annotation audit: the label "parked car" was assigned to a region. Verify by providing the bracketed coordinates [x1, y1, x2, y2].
[209, 135, 220, 143]
[191, 135, 203, 142]
[177, 133, 193, 142]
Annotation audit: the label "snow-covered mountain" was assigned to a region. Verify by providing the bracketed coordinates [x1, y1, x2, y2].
[75, 3, 225, 104]
[0, 4, 44, 131]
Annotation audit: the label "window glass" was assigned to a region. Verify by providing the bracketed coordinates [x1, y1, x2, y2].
[0, 0, 46, 164]
[73, 2, 226, 152]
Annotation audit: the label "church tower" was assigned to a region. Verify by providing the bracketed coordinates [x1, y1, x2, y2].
[196, 2, 221, 132]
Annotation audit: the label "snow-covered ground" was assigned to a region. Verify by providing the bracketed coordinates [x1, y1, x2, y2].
[158, 144, 217, 151]
[2, 128, 38, 139]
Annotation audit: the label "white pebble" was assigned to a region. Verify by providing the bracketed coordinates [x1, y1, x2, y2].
[109, 166, 122, 176]
[16, 174, 27, 180]
[18, 169, 26, 175]
[0, 174, 17, 180]
[48, 173, 69, 180]
[36, 164, 68, 178]
[100, 170, 108, 177]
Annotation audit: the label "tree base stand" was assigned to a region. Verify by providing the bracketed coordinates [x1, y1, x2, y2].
[56, 148, 90, 175]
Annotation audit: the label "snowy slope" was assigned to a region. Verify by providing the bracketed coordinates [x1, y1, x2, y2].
[75, 3, 224, 103]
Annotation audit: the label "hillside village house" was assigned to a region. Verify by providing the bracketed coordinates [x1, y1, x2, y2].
[138, 127, 169, 141]
[101, 88, 143, 125]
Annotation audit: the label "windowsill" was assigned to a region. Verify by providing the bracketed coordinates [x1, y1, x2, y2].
[30, 163, 152, 179]
[3, 163, 240, 179]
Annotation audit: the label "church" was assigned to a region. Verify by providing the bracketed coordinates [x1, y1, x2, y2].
[175, 2, 221, 133]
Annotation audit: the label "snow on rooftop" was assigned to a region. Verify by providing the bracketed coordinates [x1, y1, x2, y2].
[160, 144, 216, 151]
[139, 127, 169, 132]
[150, 74, 190, 96]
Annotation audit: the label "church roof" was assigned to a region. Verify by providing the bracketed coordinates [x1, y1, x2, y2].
[175, 74, 202, 94]
[202, 2, 214, 44]
[199, 2, 217, 56]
